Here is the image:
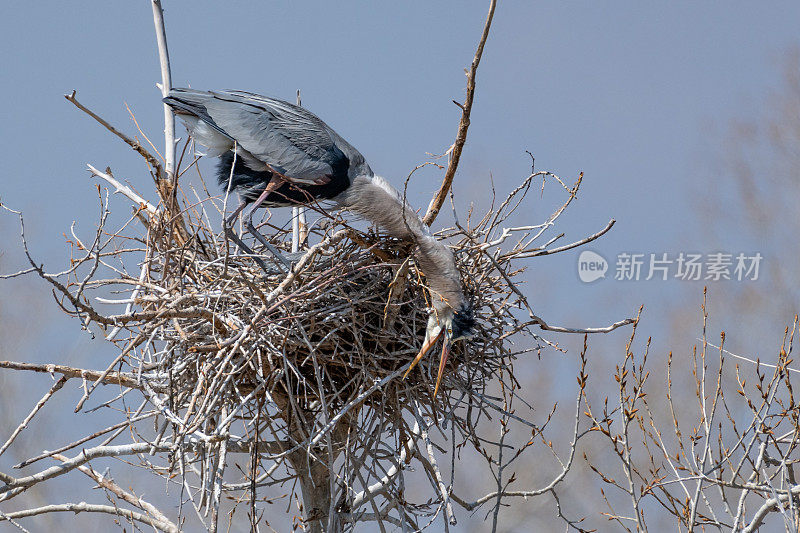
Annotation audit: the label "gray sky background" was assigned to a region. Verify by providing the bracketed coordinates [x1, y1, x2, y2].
[2, 2, 799, 530]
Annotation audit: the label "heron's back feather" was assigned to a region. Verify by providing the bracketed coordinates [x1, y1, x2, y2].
[164, 89, 371, 184]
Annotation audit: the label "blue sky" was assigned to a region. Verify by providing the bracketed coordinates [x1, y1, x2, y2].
[2, 2, 799, 530]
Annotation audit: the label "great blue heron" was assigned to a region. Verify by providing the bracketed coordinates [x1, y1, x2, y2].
[164, 88, 473, 395]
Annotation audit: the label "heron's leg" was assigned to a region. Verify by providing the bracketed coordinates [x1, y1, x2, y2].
[243, 178, 293, 272]
[223, 200, 248, 229]
[222, 199, 272, 273]
[245, 207, 292, 272]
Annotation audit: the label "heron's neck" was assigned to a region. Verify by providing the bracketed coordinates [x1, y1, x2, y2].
[340, 175, 465, 313]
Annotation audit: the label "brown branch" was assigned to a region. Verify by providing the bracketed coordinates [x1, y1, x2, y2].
[65, 90, 163, 180]
[65, 90, 190, 244]
[423, 0, 497, 226]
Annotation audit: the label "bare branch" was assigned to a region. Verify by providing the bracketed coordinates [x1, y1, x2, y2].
[0, 377, 68, 458]
[86, 164, 157, 214]
[0, 360, 153, 392]
[423, 0, 497, 225]
[0, 502, 178, 533]
[64, 90, 163, 178]
[151, 0, 175, 183]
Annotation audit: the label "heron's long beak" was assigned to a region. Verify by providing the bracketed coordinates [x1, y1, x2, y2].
[402, 329, 444, 380]
[433, 335, 452, 398]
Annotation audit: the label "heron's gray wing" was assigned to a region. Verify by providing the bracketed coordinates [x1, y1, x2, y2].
[224, 90, 370, 173]
[166, 88, 367, 182]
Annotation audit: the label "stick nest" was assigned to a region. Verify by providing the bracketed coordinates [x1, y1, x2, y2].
[8, 167, 620, 527]
[130, 195, 534, 421]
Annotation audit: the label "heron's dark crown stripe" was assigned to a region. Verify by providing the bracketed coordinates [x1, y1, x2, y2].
[452, 303, 475, 338]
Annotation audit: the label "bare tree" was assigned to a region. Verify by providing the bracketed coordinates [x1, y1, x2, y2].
[584, 290, 800, 532]
[7, 3, 796, 533]
[0, 1, 632, 531]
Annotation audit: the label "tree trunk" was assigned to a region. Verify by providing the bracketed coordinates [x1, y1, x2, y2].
[289, 449, 338, 533]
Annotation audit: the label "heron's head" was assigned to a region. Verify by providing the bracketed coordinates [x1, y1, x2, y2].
[416, 303, 475, 395]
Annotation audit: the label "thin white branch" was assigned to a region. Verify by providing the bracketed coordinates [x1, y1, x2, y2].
[513, 218, 616, 259]
[87, 164, 157, 214]
[292, 207, 301, 253]
[0, 377, 68, 458]
[743, 484, 800, 533]
[412, 401, 455, 526]
[151, 0, 176, 182]
[54, 453, 178, 532]
[702, 339, 800, 375]
[0, 443, 156, 498]
[351, 425, 418, 510]
[533, 316, 636, 334]
[107, 246, 152, 341]
[0, 502, 178, 533]
[453, 374, 584, 511]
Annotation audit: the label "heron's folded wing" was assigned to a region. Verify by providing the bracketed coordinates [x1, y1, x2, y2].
[165, 88, 372, 183]
[223, 90, 366, 167]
